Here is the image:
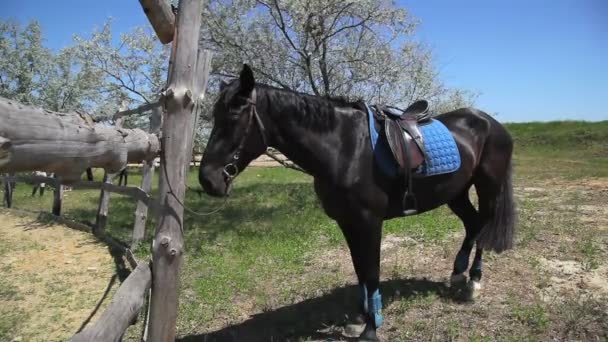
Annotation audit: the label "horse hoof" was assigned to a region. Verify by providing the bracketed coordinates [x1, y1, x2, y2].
[450, 273, 467, 287]
[345, 323, 366, 337]
[466, 280, 482, 300]
[358, 330, 379, 342]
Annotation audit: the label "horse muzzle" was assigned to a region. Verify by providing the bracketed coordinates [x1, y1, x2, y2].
[199, 165, 232, 197]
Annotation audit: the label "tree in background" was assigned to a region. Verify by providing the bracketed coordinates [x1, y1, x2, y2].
[0, 19, 169, 129]
[1, 2, 476, 147]
[202, 0, 476, 110]
[72, 19, 169, 126]
[0, 20, 52, 105]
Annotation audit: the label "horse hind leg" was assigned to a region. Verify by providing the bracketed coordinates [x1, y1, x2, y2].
[448, 189, 483, 299]
[464, 158, 516, 299]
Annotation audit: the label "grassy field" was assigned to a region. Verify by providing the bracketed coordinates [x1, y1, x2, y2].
[1, 120, 607, 341]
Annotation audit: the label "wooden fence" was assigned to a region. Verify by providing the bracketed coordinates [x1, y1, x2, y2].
[0, 0, 211, 340]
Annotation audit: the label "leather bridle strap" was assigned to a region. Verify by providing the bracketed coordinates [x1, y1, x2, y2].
[222, 88, 268, 181]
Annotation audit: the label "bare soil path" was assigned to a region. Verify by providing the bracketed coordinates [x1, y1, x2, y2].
[0, 211, 117, 341]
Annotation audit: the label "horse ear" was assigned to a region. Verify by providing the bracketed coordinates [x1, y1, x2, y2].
[219, 80, 229, 92]
[238, 64, 255, 94]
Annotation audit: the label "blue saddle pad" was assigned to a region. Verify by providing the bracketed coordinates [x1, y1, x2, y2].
[366, 104, 460, 177]
[416, 120, 461, 176]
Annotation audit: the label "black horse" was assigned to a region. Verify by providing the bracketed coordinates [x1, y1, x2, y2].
[199, 65, 515, 341]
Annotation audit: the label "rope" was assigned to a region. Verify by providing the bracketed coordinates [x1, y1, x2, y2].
[159, 136, 229, 217]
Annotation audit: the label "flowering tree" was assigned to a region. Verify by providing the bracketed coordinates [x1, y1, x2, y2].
[202, 0, 475, 109]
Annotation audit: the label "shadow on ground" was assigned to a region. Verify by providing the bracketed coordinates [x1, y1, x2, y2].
[178, 277, 450, 342]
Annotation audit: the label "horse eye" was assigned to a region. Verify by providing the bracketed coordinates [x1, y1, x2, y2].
[227, 111, 241, 121]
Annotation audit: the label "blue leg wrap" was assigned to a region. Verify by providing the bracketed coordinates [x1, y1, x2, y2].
[359, 283, 368, 313]
[367, 288, 383, 328]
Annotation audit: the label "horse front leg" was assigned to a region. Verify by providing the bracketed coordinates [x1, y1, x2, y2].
[338, 215, 383, 341]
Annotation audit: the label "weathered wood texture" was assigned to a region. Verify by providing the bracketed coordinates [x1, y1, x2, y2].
[131, 160, 154, 247]
[138, 0, 175, 44]
[131, 103, 162, 247]
[113, 101, 161, 120]
[0, 97, 160, 182]
[94, 172, 114, 235]
[184, 49, 212, 175]
[70, 262, 152, 342]
[148, 0, 203, 340]
[0, 175, 158, 212]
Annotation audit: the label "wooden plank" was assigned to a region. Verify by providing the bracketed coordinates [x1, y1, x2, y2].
[148, 0, 203, 340]
[131, 160, 155, 248]
[0, 176, 157, 211]
[70, 262, 152, 342]
[0, 97, 160, 182]
[113, 101, 161, 120]
[139, 0, 176, 44]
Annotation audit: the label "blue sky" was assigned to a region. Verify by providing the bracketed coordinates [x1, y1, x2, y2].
[4, 0, 607, 122]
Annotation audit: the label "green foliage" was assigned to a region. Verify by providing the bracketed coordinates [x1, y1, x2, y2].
[0, 18, 169, 127]
[0, 20, 52, 105]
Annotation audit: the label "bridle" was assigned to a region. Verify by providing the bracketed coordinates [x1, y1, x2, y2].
[222, 87, 268, 184]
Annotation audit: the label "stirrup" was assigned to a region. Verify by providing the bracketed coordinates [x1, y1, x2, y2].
[402, 191, 417, 216]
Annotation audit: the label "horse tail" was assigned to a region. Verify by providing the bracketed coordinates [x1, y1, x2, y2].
[477, 155, 516, 253]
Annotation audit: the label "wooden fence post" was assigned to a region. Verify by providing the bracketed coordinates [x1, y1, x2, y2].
[2, 173, 13, 208]
[94, 172, 113, 235]
[132, 161, 154, 247]
[184, 49, 212, 176]
[132, 103, 162, 248]
[147, 0, 203, 340]
[52, 177, 63, 216]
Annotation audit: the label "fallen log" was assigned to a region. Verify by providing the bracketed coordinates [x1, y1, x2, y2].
[0, 97, 160, 182]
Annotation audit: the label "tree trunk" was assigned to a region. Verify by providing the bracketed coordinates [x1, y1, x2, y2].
[0, 97, 160, 182]
[147, 0, 203, 340]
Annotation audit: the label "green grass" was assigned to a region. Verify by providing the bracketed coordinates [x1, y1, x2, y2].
[511, 302, 549, 332]
[4, 165, 462, 334]
[3, 120, 607, 339]
[506, 121, 608, 179]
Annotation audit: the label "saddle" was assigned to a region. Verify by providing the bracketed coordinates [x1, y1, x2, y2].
[372, 100, 431, 215]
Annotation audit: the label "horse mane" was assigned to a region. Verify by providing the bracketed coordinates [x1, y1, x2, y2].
[255, 83, 364, 132]
[256, 83, 362, 109]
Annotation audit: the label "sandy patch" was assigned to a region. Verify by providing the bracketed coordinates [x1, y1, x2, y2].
[0, 211, 116, 341]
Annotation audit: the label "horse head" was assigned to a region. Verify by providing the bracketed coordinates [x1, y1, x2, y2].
[199, 64, 267, 197]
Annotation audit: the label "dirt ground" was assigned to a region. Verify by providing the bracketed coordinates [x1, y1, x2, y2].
[1, 177, 607, 341]
[0, 212, 117, 341]
[185, 177, 608, 341]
